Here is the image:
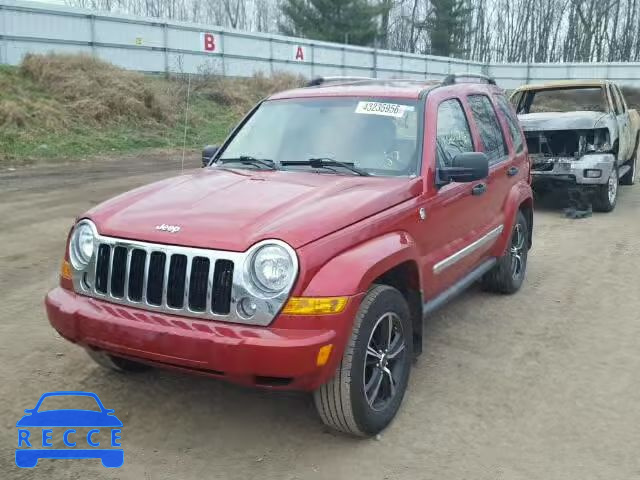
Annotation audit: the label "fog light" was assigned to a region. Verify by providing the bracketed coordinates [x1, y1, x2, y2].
[237, 297, 258, 318]
[584, 169, 602, 178]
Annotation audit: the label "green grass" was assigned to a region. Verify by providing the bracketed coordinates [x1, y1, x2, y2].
[0, 64, 240, 165]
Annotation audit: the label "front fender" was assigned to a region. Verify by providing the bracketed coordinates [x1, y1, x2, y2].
[493, 180, 534, 256]
[301, 231, 420, 297]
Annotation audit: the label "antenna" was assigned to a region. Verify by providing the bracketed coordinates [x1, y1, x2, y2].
[181, 73, 192, 174]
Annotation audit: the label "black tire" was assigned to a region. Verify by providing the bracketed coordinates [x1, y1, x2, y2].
[313, 285, 413, 436]
[593, 165, 619, 212]
[482, 210, 528, 294]
[620, 141, 637, 186]
[86, 348, 151, 372]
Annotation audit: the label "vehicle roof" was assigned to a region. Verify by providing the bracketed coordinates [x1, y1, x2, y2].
[268, 77, 500, 101]
[514, 80, 608, 92]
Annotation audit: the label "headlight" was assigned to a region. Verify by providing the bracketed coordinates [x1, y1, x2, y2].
[248, 242, 296, 295]
[69, 220, 96, 270]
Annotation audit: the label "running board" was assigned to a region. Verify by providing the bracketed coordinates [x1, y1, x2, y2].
[618, 164, 631, 178]
[423, 258, 497, 317]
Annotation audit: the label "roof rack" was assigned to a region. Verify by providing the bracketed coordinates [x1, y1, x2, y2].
[305, 76, 374, 87]
[441, 73, 496, 85]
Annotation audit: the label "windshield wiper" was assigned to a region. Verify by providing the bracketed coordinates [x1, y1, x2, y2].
[218, 156, 277, 170]
[281, 158, 370, 176]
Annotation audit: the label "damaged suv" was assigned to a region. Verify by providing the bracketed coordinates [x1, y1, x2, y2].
[511, 80, 639, 211]
[46, 75, 533, 436]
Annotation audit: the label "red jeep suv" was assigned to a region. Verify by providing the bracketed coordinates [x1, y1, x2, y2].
[46, 74, 533, 436]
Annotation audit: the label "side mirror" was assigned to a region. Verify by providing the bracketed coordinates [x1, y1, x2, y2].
[202, 145, 219, 167]
[439, 152, 489, 183]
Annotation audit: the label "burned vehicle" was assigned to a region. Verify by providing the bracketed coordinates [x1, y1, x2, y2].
[511, 81, 639, 211]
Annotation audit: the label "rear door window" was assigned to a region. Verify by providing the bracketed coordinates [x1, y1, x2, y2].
[468, 95, 508, 165]
[436, 99, 474, 168]
[496, 95, 525, 154]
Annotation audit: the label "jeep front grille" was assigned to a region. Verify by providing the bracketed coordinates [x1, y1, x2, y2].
[92, 241, 234, 316]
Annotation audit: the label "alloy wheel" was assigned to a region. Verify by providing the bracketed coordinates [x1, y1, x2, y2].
[363, 312, 407, 412]
[510, 222, 526, 279]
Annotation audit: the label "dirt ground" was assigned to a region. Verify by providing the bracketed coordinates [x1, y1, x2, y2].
[1, 151, 639, 480]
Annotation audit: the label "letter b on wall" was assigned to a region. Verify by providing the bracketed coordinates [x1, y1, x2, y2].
[201, 32, 217, 52]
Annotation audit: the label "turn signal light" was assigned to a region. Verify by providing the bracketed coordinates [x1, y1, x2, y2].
[282, 297, 348, 315]
[316, 344, 333, 366]
[61, 260, 72, 281]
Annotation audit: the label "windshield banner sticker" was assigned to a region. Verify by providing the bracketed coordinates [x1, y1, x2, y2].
[355, 102, 414, 118]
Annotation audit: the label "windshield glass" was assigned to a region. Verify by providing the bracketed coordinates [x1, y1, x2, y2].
[522, 87, 606, 113]
[217, 97, 421, 176]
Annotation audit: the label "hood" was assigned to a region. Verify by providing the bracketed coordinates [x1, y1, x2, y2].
[518, 111, 608, 131]
[86, 168, 422, 251]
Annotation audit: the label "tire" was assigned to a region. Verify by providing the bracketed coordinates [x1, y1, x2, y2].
[86, 348, 151, 372]
[482, 210, 528, 294]
[313, 285, 413, 436]
[620, 139, 637, 186]
[593, 165, 619, 212]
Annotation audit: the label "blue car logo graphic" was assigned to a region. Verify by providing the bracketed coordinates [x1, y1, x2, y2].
[16, 391, 123, 468]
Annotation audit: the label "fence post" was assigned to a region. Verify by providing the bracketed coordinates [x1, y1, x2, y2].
[400, 53, 404, 78]
[341, 46, 345, 75]
[310, 43, 315, 78]
[220, 32, 225, 76]
[89, 14, 96, 56]
[269, 37, 273, 75]
[163, 23, 169, 77]
[525, 62, 531, 84]
[373, 48, 377, 78]
[0, 4, 5, 65]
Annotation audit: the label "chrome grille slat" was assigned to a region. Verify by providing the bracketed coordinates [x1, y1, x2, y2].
[123, 248, 132, 300]
[141, 249, 150, 303]
[182, 255, 192, 308]
[106, 247, 113, 296]
[161, 252, 171, 308]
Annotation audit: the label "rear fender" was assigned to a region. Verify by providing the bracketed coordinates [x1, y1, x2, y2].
[492, 180, 534, 256]
[301, 232, 420, 297]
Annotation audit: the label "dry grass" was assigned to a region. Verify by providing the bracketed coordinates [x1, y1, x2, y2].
[19, 53, 180, 125]
[192, 71, 306, 115]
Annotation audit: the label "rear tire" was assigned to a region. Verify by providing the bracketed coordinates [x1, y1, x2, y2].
[593, 165, 619, 212]
[86, 348, 151, 372]
[313, 285, 413, 436]
[482, 211, 528, 294]
[620, 141, 637, 186]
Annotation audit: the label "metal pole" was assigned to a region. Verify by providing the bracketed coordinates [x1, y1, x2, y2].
[89, 14, 96, 56]
[163, 23, 169, 77]
[220, 32, 225, 76]
[373, 48, 378, 78]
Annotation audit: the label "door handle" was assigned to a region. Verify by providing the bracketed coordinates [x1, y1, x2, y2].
[472, 183, 487, 196]
[507, 166, 519, 177]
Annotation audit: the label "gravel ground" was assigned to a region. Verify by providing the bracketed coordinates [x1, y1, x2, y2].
[1, 152, 639, 480]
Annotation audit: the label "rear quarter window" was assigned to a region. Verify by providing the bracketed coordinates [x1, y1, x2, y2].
[496, 95, 525, 154]
[468, 94, 508, 164]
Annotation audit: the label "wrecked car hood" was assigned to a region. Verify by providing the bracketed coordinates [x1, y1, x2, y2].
[518, 111, 608, 131]
[84, 167, 422, 252]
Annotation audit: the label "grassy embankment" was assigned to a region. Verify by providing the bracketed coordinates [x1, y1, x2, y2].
[0, 54, 303, 165]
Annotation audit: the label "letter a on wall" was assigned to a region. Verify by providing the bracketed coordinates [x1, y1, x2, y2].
[201, 32, 218, 53]
[293, 45, 306, 62]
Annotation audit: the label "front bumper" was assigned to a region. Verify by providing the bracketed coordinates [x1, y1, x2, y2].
[531, 153, 615, 185]
[45, 287, 361, 391]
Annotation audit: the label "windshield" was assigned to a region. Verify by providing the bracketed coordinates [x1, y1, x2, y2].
[519, 87, 606, 114]
[217, 97, 421, 176]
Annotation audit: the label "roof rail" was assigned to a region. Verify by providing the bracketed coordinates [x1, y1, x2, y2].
[305, 76, 374, 87]
[441, 73, 496, 86]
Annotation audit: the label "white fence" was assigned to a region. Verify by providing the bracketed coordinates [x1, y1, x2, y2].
[2, 0, 640, 88]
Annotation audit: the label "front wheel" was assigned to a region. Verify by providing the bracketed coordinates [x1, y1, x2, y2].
[593, 165, 619, 212]
[620, 149, 637, 186]
[313, 285, 413, 436]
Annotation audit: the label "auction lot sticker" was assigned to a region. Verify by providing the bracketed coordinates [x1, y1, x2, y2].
[355, 101, 414, 118]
